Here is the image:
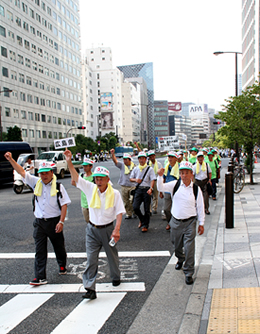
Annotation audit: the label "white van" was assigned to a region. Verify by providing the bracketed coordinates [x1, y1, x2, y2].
[34, 151, 69, 178]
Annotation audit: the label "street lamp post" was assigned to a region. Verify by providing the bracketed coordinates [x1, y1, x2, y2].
[213, 51, 242, 161]
[0, 88, 13, 142]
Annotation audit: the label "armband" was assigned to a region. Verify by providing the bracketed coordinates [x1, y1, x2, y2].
[59, 221, 64, 225]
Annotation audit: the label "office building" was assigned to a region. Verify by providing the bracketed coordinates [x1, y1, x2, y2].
[0, 0, 83, 153]
[84, 47, 124, 142]
[117, 62, 154, 148]
[154, 100, 169, 137]
[242, 0, 259, 89]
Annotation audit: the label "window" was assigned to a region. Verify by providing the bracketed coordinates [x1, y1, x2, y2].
[26, 76, 31, 85]
[8, 30, 14, 41]
[42, 131, 47, 138]
[34, 96, 39, 104]
[21, 110, 26, 119]
[53, 117, 57, 124]
[27, 94, 32, 103]
[24, 40, 30, 50]
[37, 30, 42, 38]
[36, 130, 41, 138]
[40, 98, 45, 106]
[40, 82, 44, 89]
[48, 131, 52, 139]
[43, 35, 48, 43]
[38, 48, 43, 57]
[22, 2, 28, 13]
[41, 114, 46, 122]
[15, 17, 21, 27]
[52, 101, 56, 109]
[18, 54, 23, 64]
[39, 64, 43, 73]
[33, 80, 38, 88]
[13, 109, 19, 118]
[0, 5, 5, 17]
[30, 26, 35, 35]
[12, 91, 18, 99]
[28, 112, 33, 120]
[46, 99, 51, 107]
[30, 8, 34, 18]
[3, 88, 10, 97]
[56, 73, 60, 80]
[31, 44, 36, 53]
[56, 88, 60, 95]
[23, 21, 28, 31]
[29, 129, 34, 138]
[32, 61, 37, 71]
[42, 18, 47, 27]
[47, 115, 51, 123]
[11, 71, 17, 80]
[17, 35, 23, 45]
[0, 25, 6, 37]
[41, 1, 46, 11]
[54, 132, 57, 139]
[35, 113, 40, 121]
[19, 73, 25, 83]
[22, 129, 28, 137]
[7, 11, 13, 22]
[36, 13, 41, 22]
[25, 58, 31, 68]
[1, 46, 7, 57]
[2, 67, 8, 77]
[44, 51, 48, 60]
[57, 102, 61, 110]
[20, 92, 25, 101]
[58, 117, 61, 125]
[5, 107, 11, 117]
[47, 7, 52, 16]
[50, 55, 54, 63]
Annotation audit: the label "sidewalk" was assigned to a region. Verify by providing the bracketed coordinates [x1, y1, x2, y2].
[127, 163, 260, 334]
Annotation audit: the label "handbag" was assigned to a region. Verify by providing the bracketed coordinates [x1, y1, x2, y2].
[130, 166, 150, 198]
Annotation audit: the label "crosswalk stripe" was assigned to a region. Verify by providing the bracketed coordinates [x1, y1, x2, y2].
[0, 251, 170, 259]
[0, 294, 53, 334]
[1, 282, 145, 294]
[51, 292, 126, 334]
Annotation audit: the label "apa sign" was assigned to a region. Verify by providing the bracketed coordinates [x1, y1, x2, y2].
[158, 136, 179, 151]
[189, 104, 208, 116]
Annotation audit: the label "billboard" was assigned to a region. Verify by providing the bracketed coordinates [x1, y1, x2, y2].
[189, 104, 208, 116]
[168, 102, 182, 112]
[101, 112, 114, 129]
[101, 92, 113, 111]
[158, 136, 179, 151]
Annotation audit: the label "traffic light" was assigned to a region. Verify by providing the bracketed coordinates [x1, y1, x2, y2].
[78, 126, 86, 129]
[213, 121, 221, 125]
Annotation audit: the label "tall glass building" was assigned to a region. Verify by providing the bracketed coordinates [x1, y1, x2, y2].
[117, 62, 154, 148]
[154, 100, 168, 137]
[0, 0, 83, 153]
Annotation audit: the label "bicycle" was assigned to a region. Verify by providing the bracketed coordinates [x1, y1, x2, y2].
[233, 164, 245, 193]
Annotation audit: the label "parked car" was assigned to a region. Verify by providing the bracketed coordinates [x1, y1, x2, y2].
[0, 142, 32, 185]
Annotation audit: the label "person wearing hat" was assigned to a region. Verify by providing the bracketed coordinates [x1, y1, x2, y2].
[157, 161, 205, 285]
[147, 150, 162, 214]
[64, 149, 125, 300]
[189, 147, 198, 165]
[4, 152, 71, 286]
[162, 151, 179, 230]
[207, 151, 219, 200]
[130, 151, 156, 232]
[192, 151, 212, 215]
[177, 151, 184, 164]
[71, 158, 95, 223]
[202, 148, 209, 163]
[110, 148, 136, 219]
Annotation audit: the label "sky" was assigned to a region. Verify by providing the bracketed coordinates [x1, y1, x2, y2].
[79, 0, 242, 112]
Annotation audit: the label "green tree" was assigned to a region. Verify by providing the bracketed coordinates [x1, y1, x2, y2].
[217, 81, 260, 184]
[7, 126, 22, 141]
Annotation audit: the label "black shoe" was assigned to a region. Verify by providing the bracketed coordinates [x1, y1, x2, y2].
[185, 276, 194, 285]
[112, 279, 121, 287]
[175, 262, 183, 270]
[205, 210, 210, 215]
[59, 266, 67, 275]
[29, 278, 48, 286]
[82, 289, 96, 300]
[152, 210, 157, 214]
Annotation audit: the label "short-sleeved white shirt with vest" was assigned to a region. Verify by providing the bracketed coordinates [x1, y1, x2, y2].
[76, 176, 126, 226]
[24, 172, 71, 219]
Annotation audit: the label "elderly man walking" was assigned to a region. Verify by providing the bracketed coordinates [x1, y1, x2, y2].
[157, 161, 205, 285]
[110, 148, 135, 219]
[130, 151, 156, 233]
[64, 149, 125, 300]
[4, 152, 71, 285]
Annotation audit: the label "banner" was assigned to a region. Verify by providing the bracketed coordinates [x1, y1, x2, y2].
[101, 92, 113, 110]
[54, 137, 75, 149]
[101, 112, 114, 129]
[158, 136, 179, 151]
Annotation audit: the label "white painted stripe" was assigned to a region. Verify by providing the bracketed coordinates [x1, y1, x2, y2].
[51, 292, 126, 334]
[0, 251, 170, 259]
[1, 282, 145, 294]
[0, 294, 53, 334]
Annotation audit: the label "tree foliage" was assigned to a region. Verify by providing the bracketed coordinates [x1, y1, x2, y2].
[6, 126, 22, 141]
[217, 81, 260, 183]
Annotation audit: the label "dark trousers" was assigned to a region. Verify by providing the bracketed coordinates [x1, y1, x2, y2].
[211, 178, 217, 197]
[195, 178, 209, 211]
[133, 187, 151, 228]
[33, 217, 67, 279]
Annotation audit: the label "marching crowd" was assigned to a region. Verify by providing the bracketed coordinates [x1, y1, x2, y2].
[4, 146, 221, 299]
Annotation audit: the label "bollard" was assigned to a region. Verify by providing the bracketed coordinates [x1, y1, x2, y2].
[225, 171, 234, 228]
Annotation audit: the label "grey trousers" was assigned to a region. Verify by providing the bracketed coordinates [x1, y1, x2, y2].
[170, 216, 197, 277]
[83, 223, 120, 291]
[164, 193, 172, 223]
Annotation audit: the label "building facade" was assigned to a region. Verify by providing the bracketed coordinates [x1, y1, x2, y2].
[0, 0, 83, 153]
[117, 62, 154, 148]
[154, 100, 169, 138]
[242, 0, 260, 89]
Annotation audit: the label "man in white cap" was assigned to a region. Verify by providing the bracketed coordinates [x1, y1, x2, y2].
[193, 151, 212, 215]
[71, 157, 95, 223]
[157, 161, 205, 285]
[162, 151, 179, 230]
[147, 150, 162, 214]
[130, 151, 156, 232]
[110, 148, 136, 219]
[4, 152, 71, 285]
[64, 149, 125, 300]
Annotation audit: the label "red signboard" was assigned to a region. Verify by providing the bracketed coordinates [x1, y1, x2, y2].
[168, 102, 182, 112]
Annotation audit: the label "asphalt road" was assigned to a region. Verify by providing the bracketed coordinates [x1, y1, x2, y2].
[0, 157, 229, 334]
